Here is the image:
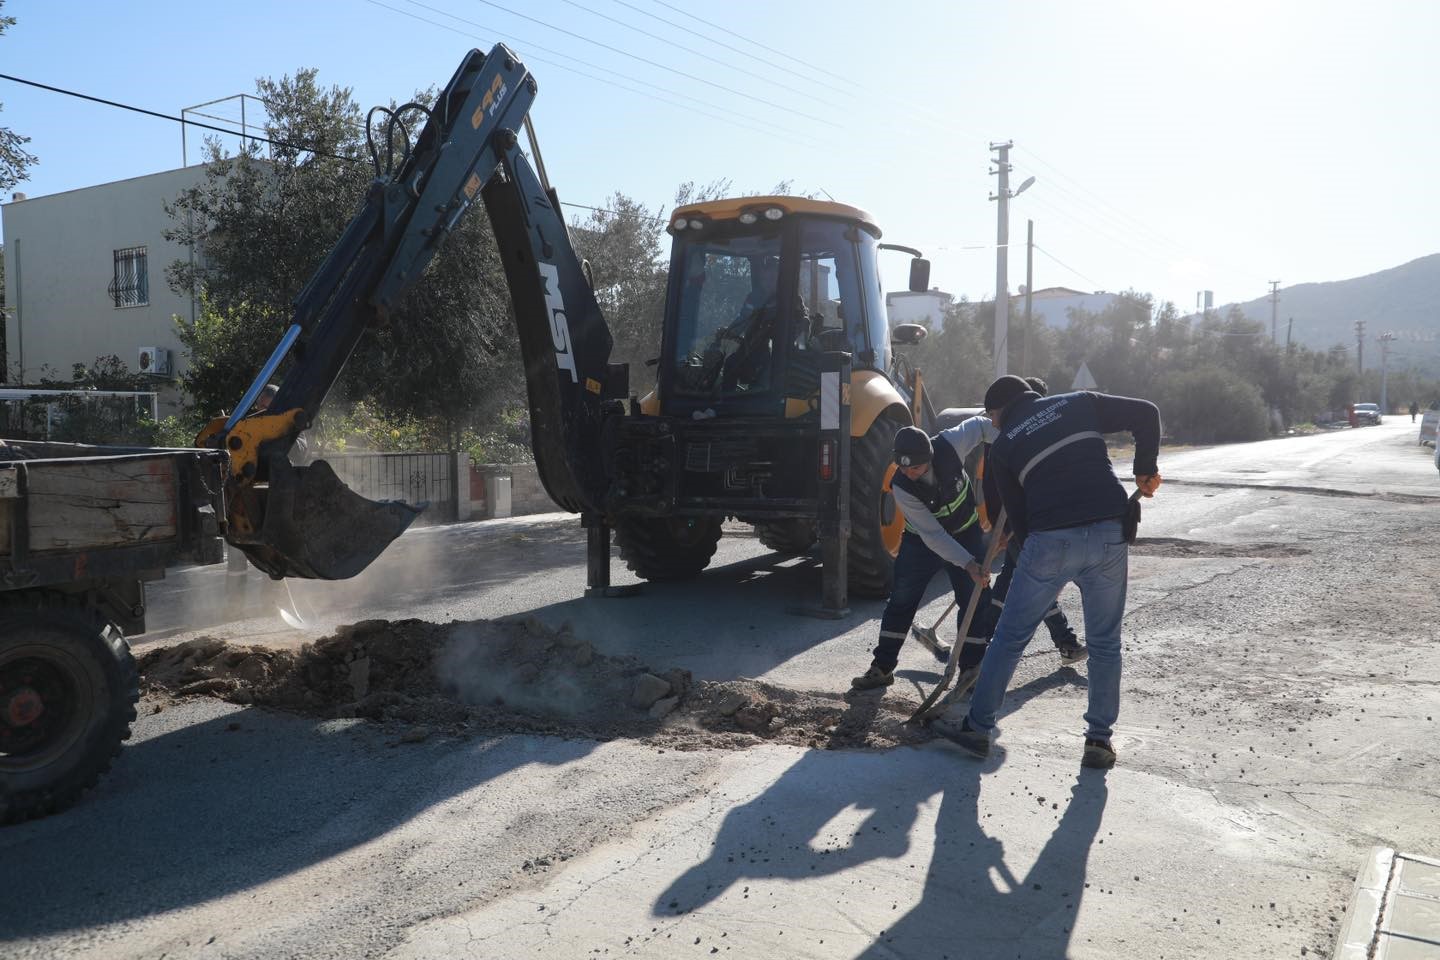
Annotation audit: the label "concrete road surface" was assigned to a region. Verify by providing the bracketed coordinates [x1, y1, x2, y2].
[3, 420, 1437, 959]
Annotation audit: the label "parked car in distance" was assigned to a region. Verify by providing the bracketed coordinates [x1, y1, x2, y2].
[1354, 402, 1382, 425]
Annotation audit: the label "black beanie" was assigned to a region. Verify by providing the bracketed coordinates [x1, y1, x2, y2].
[984, 375, 1030, 412]
[892, 426, 933, 467]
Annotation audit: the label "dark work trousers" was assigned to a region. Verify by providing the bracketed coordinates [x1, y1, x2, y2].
[977, 538, 1078, 646]
[871, 526, 991, 673]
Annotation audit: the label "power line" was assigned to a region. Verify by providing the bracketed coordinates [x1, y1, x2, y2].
[1015, 145, 1271, 288]
[609, 0, 844, 91]
[1032, 244, 1101, 288]
[465, 0, 839, 127]
[553, 0, 848, 111]
[643, 0, 957, 131]
[0, 71, 664, 224]
[1020, 192, 1177, 272]
[1015, 147, 1200, 257]
[369, 0, 823, 147]
[646, 0, 856, 88]
[0, 72, 361, 163]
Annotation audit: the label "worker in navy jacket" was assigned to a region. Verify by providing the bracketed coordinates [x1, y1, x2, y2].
[851, 418, 996, 691]
[943, 375, 1162, 770]
[976, 377, 1086, 665]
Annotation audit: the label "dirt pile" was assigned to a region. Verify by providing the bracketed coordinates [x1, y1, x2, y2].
[139, 617, 936, 750]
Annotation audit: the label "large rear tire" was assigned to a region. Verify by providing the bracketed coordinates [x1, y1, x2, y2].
[614, 516, 723, 582]
[754, 519, 817, 555]
[848, 413, 907, 598]
[0, 611, 138, 825]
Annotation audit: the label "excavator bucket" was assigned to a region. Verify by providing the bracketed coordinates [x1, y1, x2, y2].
[239, 458, 426, 581]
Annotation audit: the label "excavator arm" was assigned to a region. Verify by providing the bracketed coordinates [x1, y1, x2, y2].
[202, 45, 619, 580]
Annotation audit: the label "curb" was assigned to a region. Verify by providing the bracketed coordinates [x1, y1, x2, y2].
[1333, 847, 1440, 959]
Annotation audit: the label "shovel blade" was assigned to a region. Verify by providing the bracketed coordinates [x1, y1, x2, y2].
[238, 458, 426, 581]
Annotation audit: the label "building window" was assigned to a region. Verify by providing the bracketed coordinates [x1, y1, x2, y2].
[109, 246, 149, 308]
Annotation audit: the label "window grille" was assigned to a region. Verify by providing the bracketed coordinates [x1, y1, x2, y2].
[109, 246, 149, 308]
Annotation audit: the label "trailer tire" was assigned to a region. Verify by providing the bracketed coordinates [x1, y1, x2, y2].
[754, 519, 817, 555]
[0, 611, 137, 825]
[615, 516, 723, 581]
[848, 412, 907, 598]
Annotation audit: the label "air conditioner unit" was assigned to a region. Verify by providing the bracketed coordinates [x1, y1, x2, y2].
[138, 346, 172, 376]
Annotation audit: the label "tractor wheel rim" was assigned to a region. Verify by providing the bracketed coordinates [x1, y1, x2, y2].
[0, 648, 91, 770]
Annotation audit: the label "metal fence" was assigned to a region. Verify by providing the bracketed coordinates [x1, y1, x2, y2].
[322, 452, 461, 525]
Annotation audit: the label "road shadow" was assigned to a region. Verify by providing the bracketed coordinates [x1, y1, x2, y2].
[856, 770, 1109, 959]
[652, 728, 1107, 960]
[0, 708, 594, 939]
[493, 548, 889, 681]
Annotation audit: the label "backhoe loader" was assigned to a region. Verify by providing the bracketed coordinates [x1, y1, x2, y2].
[204, 44, 940, 610]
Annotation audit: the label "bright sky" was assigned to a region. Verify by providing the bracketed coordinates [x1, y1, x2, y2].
[3, 0, 1437, 312]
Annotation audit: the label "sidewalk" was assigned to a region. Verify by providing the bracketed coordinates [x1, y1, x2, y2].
[1334, 848, 1440, 958]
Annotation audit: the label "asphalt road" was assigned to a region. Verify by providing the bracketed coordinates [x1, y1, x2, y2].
[3, 419, 1437, 959]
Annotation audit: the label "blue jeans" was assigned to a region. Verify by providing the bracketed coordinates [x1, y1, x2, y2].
[966, 519, 1128, 741]
[979, 539, 1078, 646]
[871, 528, 990, 672]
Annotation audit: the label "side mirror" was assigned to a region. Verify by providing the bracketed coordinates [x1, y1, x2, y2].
[908, 258, 931, 293]
[891, 323, 928, 346]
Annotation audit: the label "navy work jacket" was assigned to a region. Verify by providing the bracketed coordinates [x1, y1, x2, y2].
[989, 390, 1161, 540]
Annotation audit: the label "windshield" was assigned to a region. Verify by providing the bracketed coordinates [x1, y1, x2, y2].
[669, 232, 784, 396]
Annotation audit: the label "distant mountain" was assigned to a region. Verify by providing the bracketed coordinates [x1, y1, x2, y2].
[1225, 253, 1440, 373]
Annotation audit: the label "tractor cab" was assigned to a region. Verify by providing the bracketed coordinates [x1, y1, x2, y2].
[658, 197, 894, 419]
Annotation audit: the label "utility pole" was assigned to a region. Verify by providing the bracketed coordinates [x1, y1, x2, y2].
[1269, 280, 1281, 343]
[989, 142, 1036, 381]
[990, 141, 1013, 380]
[1355, 319, 1367, 373]
[1379, 332, 1396, 412]
[1022, 219, 1034, 373]
[1286, 317, 1293, 351]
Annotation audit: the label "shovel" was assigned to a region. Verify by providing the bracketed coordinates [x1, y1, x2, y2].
[908, 508, 1007, 725]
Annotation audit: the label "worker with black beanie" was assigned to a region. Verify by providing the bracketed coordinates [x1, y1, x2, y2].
[940, 375, 1162, 769]
[851, 413, 997, 692]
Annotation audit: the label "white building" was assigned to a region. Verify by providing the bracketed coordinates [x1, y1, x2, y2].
[886, 288, 951, 330]
[3, 166, 208, 400]
[1014, 286, 1121, 329]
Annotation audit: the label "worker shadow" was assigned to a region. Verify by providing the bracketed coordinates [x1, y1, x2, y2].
[652, 744, 991, 920]
[653, 725, 1108, 960]
[853, 771, 1109, 959]
[0, 709, 595, 939]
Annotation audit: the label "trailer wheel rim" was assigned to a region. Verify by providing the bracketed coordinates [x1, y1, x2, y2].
[880, 464, 905, 557]
[0, 646, 91, 771]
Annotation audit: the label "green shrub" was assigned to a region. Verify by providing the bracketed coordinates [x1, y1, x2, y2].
[1158, 366, 1269, 443]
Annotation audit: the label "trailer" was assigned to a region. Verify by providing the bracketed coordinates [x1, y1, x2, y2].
[0, 441, 227, 824]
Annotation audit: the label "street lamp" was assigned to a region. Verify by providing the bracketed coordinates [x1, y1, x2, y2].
[990, 141, 1037, 380]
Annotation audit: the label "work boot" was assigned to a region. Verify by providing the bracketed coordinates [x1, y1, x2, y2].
[938, 716, 990, 759]
[1056, 639, 1089, 665]
[851, 665, 895, 691]
[1082, 738, 1116, 769]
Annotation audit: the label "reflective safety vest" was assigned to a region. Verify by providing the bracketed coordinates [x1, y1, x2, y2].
[891, 434, 979, 537]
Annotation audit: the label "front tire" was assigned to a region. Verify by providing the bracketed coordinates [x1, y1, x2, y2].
[848, 413, 907, 598]
[0, 611, 138, 825]
[754, 519, 817, 555]
[614, 516, 723, 581]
